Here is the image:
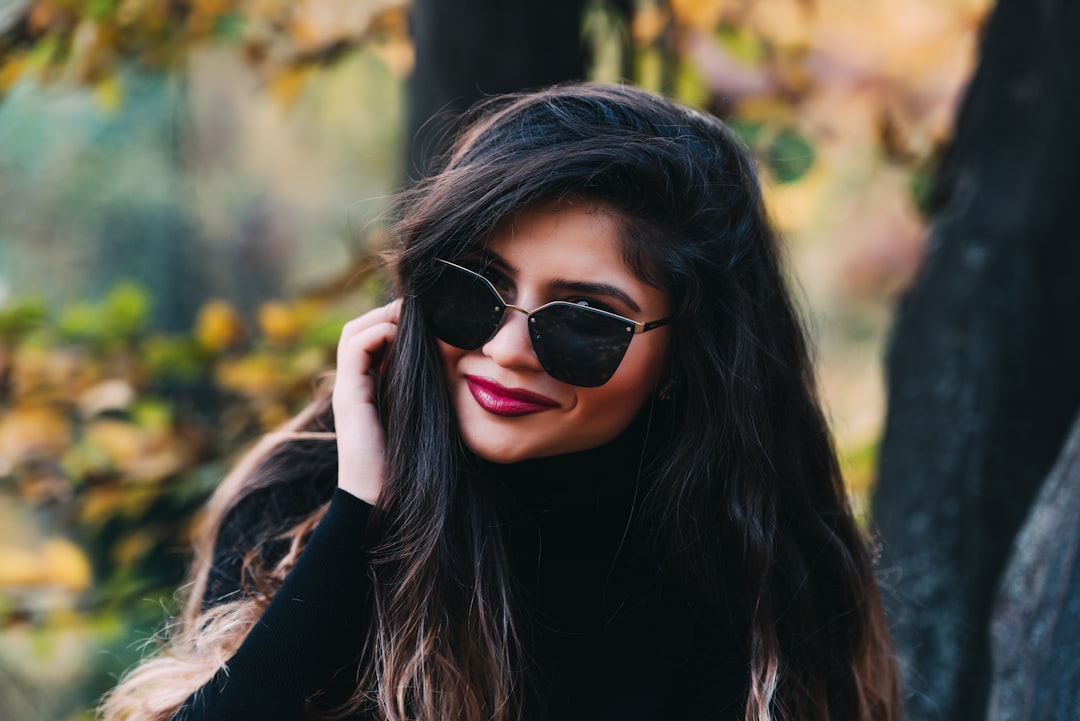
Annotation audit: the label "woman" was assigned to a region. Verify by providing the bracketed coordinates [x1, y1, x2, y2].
[102, 83, 899, 721]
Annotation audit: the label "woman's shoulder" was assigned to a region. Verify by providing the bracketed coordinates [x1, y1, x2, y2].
[201, 456, 337, 609]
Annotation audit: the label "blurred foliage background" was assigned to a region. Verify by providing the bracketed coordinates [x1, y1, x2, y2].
[0, 0, 991, 718]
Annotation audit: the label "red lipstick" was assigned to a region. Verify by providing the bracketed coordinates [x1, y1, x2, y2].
[466, 376, 559, 417]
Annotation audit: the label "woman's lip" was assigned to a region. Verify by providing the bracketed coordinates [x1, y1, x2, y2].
[466, 376, 559, 417]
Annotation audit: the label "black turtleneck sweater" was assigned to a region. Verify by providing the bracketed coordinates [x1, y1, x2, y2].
[175, 427, 748, 720]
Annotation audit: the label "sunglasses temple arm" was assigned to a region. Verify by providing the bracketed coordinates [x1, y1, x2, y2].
[637, 317, 673, 333]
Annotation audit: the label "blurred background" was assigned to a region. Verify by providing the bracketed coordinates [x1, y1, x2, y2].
[7, 1, 1074, 720]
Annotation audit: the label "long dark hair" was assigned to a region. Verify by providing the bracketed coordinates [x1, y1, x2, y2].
[102, 83, 898, 721]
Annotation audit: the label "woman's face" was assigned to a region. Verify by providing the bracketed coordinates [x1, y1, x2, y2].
[437, 203, 671, 464]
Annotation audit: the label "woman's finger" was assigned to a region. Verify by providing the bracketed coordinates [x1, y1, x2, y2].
[336, 299, 401, 350]
[335, 300, 402, 390]
[334, 321, 397, 403]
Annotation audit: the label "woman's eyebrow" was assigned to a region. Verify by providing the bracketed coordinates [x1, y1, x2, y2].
[483, 248, 643, 313]
[550, 278, 642, 313]
[477, 249, 516, 275]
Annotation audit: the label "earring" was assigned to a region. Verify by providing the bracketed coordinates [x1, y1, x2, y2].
[658, 377, 677, 401]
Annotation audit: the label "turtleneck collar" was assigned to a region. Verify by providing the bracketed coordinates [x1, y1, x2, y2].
[481, 403, 658, 512]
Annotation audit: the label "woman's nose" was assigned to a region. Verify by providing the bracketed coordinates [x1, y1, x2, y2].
[481, 308, 544, 373]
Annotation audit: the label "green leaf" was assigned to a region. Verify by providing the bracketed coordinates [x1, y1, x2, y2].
[27, 34, 60, 71]
[103, 281, 151, 339]
[58, 281, 152, 343]
[0, 298, 49, 340]
[133, 399, 173, 432]
[716, 25, 767, 65]
[143, 334, 207, 380]
[765, 127, 815, 184]
[213, 13, 246, 41]
[727, 119, 765, 148]
[301, 311, 350, 349]
[674, 59, 708, 109]
[58, 301, 108, 342]
[87, 0, 117, 21]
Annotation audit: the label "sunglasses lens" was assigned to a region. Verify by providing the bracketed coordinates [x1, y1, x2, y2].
[420, 264, 503, 349]
[530, 305, 634, 387]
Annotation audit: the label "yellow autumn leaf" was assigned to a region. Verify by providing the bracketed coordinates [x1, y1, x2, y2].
[760, 159, 829, 233]
[632, 4, 668, 44]
[746, 0, 810, 50]
[79, 485, 123, 525]
[771, 53, 815, 95]
[192, 0, 232, 17]
[84, 418, 145, 470]
[127, 442, 188, 482]
[113, 530, 156, 567]
[0, 539, 90, 590]
[94, 74, 123, 113]
[370, 35, 414, 77]
[290, 0, 403, 52]
[292, 347, 326, 377]
[10, 347, 58, 401]
[188, 0, 232, 37]
[80, 484, 158, 524]
[195, 300, 246, 353]
[269, 65, 311, 106]
[115, 0, 145, 27]
[715, 25, 767, 66]
[733, 95, 793, 124]
[671, 0, 725, 32]
[810, 0, 983, 88]
[134, 0, 171, 34]
[41, 538, 92, 592]
[259, 402, 290, 429]
[292, 298, 326, 329]
[0, 55, 26, 93]
[0, 405, 73, 474]
[257, 301, 301, 345]
[0, 545, 42, 586]
[133, 399, 173, 434]
[368, 2, 410, 37]
[215, 354, 290, 398]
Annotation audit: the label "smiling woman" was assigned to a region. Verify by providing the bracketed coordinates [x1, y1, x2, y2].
[101, 83, 900, 721]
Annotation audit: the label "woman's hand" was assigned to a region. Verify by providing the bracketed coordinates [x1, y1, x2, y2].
[332, 299, 401, 504]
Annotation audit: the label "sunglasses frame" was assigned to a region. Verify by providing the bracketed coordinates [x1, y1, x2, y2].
[426, 258, 672, 386]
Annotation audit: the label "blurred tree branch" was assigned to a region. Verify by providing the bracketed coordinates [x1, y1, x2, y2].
[0, 0, 410, 102]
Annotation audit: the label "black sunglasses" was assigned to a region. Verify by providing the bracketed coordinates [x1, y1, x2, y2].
[419, 259, 671, 387]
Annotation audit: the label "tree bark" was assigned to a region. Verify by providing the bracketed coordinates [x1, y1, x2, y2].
[405, 0, 592, 178]
[988, 409, 1080, 721]
[871, 0, 1080, 720]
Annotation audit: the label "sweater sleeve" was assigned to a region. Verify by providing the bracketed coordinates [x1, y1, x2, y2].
[175, 489, 375, 721]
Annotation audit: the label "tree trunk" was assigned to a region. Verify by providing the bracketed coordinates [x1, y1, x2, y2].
[871, 1, 1080, 720]
[405, 0, 591, 178]
[988, 409, 1080, 721]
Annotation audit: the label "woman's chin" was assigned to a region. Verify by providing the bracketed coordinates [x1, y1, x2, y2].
[462, 436, 535, 465]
